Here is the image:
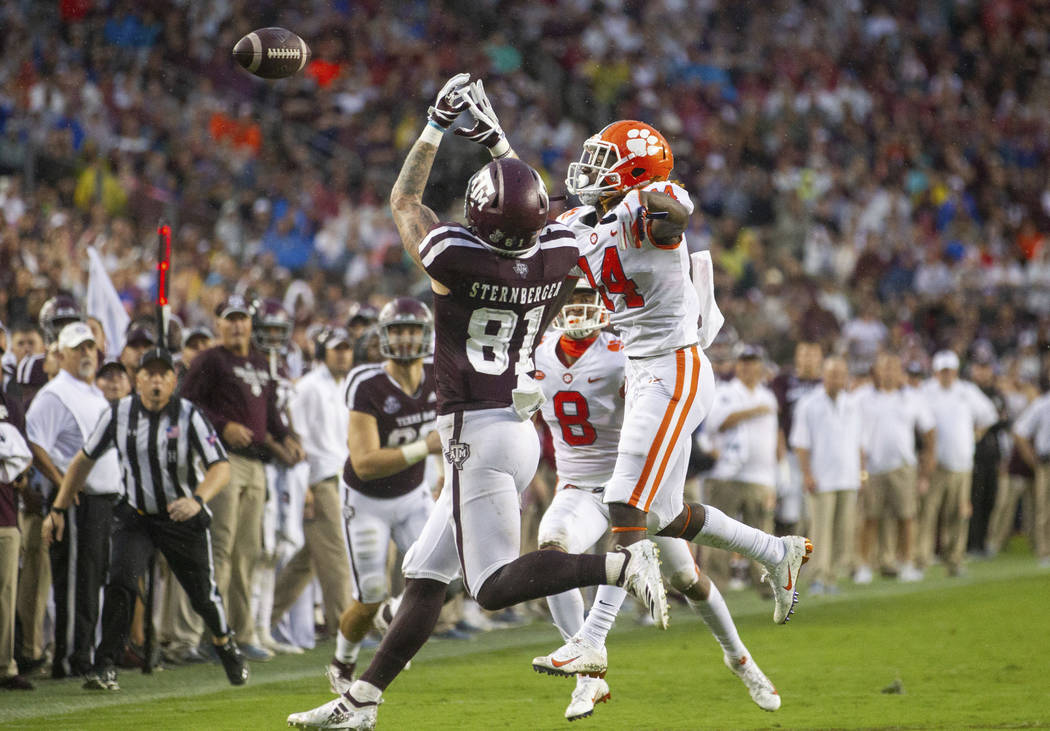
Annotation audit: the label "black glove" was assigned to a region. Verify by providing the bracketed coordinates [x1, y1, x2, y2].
[427, 73, 471, 129]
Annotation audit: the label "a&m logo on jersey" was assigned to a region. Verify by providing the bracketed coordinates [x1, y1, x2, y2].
[444, 438, 471, 470]
[513, 260, 529, 278]
[233, 363, 269, 397]
[382, 395, 401, 414]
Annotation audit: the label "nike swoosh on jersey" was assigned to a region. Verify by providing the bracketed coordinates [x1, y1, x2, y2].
[588, 376, 601, 383]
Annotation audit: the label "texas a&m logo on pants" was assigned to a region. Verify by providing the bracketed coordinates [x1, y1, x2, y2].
[444, 439, 471, 470]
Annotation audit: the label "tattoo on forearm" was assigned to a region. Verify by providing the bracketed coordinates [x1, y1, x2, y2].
[391, 138, 440, 262]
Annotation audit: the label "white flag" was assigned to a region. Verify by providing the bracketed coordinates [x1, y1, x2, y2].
[86, 245, 130, 359]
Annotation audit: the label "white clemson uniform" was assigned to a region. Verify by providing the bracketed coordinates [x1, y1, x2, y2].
[559, 181, 715, 529]
[533, 329, 699, 588]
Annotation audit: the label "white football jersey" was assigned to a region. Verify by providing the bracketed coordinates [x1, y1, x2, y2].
[559, 181, 700, 358]
[534, 330, 625, 487]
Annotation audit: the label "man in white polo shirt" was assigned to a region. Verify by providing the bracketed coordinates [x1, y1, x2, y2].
[856, 353, 936, 583]
[703, 345, 780, 591]
[918, 351, 997, 576]
[790, 356, 862, 594]
[25, 322, 122, 678]
[1006, 391, 1050, 566]
[273, 327, 356, 638]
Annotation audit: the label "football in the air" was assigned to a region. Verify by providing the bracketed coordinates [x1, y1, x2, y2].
[232, 27, 311, 80]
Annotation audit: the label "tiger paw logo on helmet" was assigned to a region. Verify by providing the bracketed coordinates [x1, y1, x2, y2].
[565, 120, 673, 205]
[624, 128, 663, 158]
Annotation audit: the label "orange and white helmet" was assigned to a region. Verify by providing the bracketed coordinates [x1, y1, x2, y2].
[566, 120, 673, 205]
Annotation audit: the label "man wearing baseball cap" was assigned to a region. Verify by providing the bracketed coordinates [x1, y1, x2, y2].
[181, 295, 305, 661]
[917, 350, 997, 576]
[46, 347, 247, 690]
[25, 322, 122, 678]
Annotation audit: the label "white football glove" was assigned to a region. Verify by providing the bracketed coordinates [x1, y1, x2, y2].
[427, 72, 471, 129]
[454, 80, 511, 157]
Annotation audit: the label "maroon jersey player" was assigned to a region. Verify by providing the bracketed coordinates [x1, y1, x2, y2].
[288, 74, 666, 730]
[325, 297, 441, 694]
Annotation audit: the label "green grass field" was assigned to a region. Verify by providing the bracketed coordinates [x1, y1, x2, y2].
[4, 542, 1048, 730]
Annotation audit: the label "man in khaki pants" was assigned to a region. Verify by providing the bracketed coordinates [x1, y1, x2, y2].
[1, 388, 34, 689]
[1010, 391, 1050, 566]
[701, 346, 780, 591]
[918, 351, 997, 576]
[182, 296, 305, 660]
[274, 327, 356, 634]
[790, 357, 862, 594]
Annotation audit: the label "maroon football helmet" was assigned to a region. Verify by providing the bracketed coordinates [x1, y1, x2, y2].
[39, 294, 84, 343]
[252, 298, 293, 351]
[377, 297, 433, 361]
[464, 158, 549, 258]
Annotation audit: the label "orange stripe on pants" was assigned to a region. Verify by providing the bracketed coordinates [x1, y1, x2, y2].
[628, 349, 687, 508]
[644, 346, 702, 511]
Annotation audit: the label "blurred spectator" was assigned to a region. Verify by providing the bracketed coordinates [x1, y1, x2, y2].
[916, 351, 997, 577]
[790, 356, 862, 595]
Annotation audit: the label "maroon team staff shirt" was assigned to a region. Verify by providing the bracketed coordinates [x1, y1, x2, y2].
[181, 344, 288, 459]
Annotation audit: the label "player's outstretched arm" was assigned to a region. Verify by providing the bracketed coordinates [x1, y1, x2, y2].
[639, 190, 690, 244]
[391, 73, 471, 266]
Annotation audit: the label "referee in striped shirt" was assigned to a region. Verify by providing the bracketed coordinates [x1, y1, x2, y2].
[43, 348, 248, 690]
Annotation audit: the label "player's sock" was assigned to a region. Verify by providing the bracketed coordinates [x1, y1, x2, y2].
[578, 585, 626, 648]
[359, 578, 446, 691]
[475, 551, 607, 610]
[695, 506, 786, 565]
[547, 589, 586, 641]
[689, 583, 746, 658]
[345, 679, 382, 703]
[335, 631, 361, 665]
[605, 551, 628, 584]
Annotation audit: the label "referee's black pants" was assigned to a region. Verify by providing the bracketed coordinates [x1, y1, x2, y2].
[95, 500, 231, 669]
[50, 492, 117, 678]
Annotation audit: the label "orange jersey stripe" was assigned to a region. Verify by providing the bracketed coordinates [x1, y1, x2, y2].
[628, 348, 686, 507]
[644, 346, 702, 511]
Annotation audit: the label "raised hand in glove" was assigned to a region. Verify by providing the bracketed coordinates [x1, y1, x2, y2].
[427, 72, 471, 129]
[454, 80, 511, 158]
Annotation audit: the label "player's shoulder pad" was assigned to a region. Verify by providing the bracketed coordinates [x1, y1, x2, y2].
[342, 362, 385, 403]
[642, 180, 695, 215]
[556, 205, 597, 226]
[537, 220, 579, 250]
[419, 221, 486, 266]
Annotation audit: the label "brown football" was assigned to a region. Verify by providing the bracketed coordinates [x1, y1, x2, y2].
[232, 27, 311, 80]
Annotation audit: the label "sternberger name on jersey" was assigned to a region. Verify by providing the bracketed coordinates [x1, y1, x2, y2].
[419, 221, 581, 415]
[534, 330, 625, 488]
[559, 181, 699, 359]
[342, 361, 437, 499]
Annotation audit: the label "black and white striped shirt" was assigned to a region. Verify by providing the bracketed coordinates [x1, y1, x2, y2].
[83, 395, 227, 515]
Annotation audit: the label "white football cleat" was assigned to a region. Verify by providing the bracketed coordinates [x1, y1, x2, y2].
[615, 540, 668, 629]
[532, 635, 608, 678]
[761, 536, 813, 624]
[565, 676, 611, 722]
[287, 694, 379, 730]
[723, 653, 780, 711]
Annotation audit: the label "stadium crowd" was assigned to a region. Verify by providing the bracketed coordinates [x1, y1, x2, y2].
[1, 0, 1049, 695]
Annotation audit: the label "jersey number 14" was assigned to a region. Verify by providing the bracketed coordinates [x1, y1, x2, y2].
[577, 247, 645, 310]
